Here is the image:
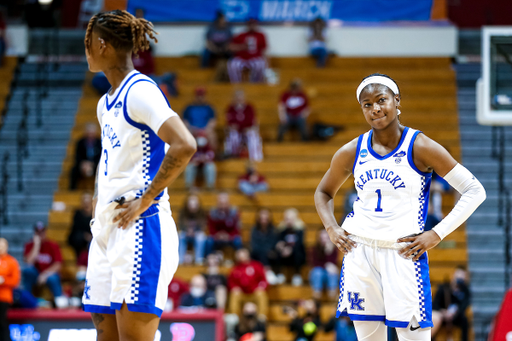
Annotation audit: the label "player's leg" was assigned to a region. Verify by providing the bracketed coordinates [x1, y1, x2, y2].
[430, 310, 443, 337]
[395, 326, 431, 341]
[353, 321, 387, 340]
[92, 313, 119, 341]
[115, 303, 160, 341]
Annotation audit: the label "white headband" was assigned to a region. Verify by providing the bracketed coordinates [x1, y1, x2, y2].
[356, 76, 399, 103]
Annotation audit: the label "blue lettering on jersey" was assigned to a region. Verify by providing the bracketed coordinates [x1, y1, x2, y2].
[348, 292, 365, 311]
[102, 124, 121, 149]
[355, 168, 406, 190]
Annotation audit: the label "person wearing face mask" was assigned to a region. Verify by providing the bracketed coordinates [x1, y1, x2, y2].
[235, 302, 267, 341]
[179, 275, 217, 309]
[288, 299, 322, 341]
[178, 194, 208, 265]
[238, 162, 268, 199]
[206, 192, 242, 256]
[184, 133, 217, 190]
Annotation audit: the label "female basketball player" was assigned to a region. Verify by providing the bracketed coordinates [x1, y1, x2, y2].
[83, 10, 196, 341]
[314, 74, 486, 341]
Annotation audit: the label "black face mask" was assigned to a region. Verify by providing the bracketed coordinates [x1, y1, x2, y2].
[244, 313, 256, 319]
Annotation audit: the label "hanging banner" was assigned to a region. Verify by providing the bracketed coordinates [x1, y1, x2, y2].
[126, 0, 435, 23]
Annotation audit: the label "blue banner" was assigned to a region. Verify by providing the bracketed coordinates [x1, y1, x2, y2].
[127, 0, 434, 23]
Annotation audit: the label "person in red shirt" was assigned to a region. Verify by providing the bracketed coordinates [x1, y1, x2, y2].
[227, 19, 267, 83]
[205, 193, 242, 256]
[238, 161, 268, 199]
[185, 133, 217, 190]
[22, 222, 64, 302]
[167, 277, 190, 311]
[224, 90, 263, 161]
[228, 248, 268, 316]
[277, 78, 310, 141]
[0, 238, 20, 340]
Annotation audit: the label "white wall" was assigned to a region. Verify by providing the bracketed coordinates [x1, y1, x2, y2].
[153, 24, 457, 57]
[6, 25, 29, 56]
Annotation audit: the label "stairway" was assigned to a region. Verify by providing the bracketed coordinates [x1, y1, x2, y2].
[0, 59, 87, 262]
[456, 62, 510, 341]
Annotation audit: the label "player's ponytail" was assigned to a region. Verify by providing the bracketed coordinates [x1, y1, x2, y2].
[85, 10, 158, 55]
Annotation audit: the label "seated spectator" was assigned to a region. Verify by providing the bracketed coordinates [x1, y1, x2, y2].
[235, 302, 267, 341]
[167, 277, 190, 311]
[70, 247, 88, 308]
[70, 123, 102, 190]
[0, 238, 20, 340]
[180, 274, 217, 309]
[431, 266, 470, 341]
[228, 19, 267, 83]
[431, 171, 453, 220]
[228, 248, 268, 316]
[276, 208, 306, 286]
[308, 17, 328, 68]
[250, 208, 279, 284]
[205, 192, 242, 256]
[185, 134, 216, 190]
[0, 13, 6, 66]
[277, 79, 310, 142]
[238, 162, 268, 199]
[178, 194, 207, 265]
[202, 11, 232, 68]
[183, 87, 217, 149]
[67, 192, 93, 259]
[202, 253, 227, 310]
[224, 90, 263, 161]
[287, 299, 322, 341]
[424, 203, 441, 232]
[309, 230, 339, 299]
[22, 222, 66, 306]
[324, 315, 357, 341]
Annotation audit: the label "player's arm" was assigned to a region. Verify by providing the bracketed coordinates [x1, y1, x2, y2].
[314, 138, 358, 253]
[398, 133, 486, 261]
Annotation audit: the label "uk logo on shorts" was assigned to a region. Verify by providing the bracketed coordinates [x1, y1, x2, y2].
[348, 292, 365, 311]
[360, 149, 368, 158]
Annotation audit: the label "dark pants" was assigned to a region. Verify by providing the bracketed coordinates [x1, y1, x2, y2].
[276, 250, 305, 275]
[310, 47, 328, 67]
[0, 301, 9, 341]
[277, 115, 308, 141]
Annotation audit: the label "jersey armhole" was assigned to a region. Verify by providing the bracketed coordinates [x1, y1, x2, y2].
[407, 131, 433, 177]
[352, 134, 364, 175]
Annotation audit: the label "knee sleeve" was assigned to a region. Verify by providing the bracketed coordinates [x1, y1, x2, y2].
[396, 326, 431, 341]
[353, 321, 387, 341]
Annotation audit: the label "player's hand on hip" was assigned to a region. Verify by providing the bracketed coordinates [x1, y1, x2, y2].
[113, 198, 152, 229]
[326, 226, 356, 254]
[397, 231, 441, 261]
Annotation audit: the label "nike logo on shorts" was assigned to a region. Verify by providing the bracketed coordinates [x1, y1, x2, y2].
[410, 325, 421, 331]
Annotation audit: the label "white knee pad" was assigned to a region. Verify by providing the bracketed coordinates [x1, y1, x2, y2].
[396, 326, 431, 341]
[353, 321, 387, 341]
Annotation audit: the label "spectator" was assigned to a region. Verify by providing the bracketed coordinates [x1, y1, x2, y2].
[287, 300, 322, 341]
[0, 238, 20, 340]
[228, 248, 268, 316]
[431, 266, 470, 341]
[0, 13, 6, 66]
[70, 123, 102, 190]
[67, 192, 93, 259]
[238, 162, 268, 199]
[202, 254, 227, 310]
[308, 17, 328, 68]
[324, 315, 357, 341]
[250, 208, 279, 284]
[22, 222, 65, 306]
[431, 171, 453, 220]
[224, 90, 263, 161]
[185, 134, 217, 190]
[235, 302, 267, 341]
[228, 19, 267, 83]
[180, 275, 217, 309]
[341, 188, 358, 224]
[205, 192, 242, 256]
[178, 194, 208, 265]
[202, 12, 232, 68]
[276, 208, 306, 286]
[309, 230, 339, 299]
[424, 203, 441, 232]
[183, 87, 217, 148]
[167, 277, 190, 311]
[277, 79, 310, 142]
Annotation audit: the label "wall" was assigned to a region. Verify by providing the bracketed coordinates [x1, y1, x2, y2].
[448, 0, 512, 28]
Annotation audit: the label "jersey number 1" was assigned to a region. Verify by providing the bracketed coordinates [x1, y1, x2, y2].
[375, 189, 383, 212]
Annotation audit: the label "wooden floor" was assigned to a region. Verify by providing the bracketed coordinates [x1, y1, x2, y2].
[50, 56, 465, 341]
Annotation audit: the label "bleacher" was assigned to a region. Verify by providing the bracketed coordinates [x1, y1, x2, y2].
[0, 57, 17, 119]
[48, 56, 465, 340]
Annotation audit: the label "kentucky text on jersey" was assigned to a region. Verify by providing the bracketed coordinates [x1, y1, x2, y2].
[102, 123, 121, 149]
[355, 168, 406, 190]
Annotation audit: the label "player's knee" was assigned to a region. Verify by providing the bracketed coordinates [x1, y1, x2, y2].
[396, 326, 431, 341]
[353, 321, 387, 341]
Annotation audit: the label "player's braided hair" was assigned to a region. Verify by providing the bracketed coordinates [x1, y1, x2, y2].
[85, 9, 158, 55]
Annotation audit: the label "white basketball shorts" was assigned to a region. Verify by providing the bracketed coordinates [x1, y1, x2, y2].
[82, 201, 179, 317]
[336, 236, 433, 329]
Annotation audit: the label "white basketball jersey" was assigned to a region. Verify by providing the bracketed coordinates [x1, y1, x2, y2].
[95, 71, 177, 215]
[341, 127, 432, 242]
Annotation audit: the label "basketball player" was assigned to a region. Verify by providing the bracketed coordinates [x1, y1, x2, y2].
[314, 74, 486, 341]
[83, 10, 196, 341]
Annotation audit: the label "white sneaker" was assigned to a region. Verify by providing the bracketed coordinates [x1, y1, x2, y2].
[54, 296, 69, 309]
[266, 270, 278, 285]
[276, 273, 286, 285]
[291, 274, 303, 287]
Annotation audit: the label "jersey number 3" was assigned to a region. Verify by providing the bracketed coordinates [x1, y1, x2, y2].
[375, 189, 383, 212]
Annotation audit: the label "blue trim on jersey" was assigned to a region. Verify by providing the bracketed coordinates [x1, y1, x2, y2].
[110, 302, 163, 317]
[146, 129, 166, 201]
[421, 176, 431, 228]
[336, 258, 346, 318]
[407, 130, 433, 177]
[105, 72, 141, 111]
[83, 304, 116, 315]
[342, 313, 386, 321]
[385, 319, 410, 328]
[352, 134, 364, 174]
[417, 252, 433, 327]
[122, 79, 155, 131]
[367, 127, 409, 160]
